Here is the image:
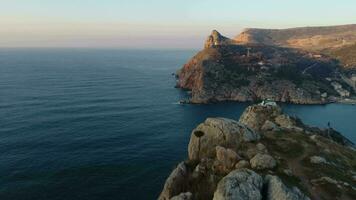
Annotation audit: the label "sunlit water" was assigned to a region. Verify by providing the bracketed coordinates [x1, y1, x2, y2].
[0, 48, 355, 200]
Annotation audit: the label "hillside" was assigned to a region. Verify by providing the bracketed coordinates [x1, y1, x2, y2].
[325, 43, 356, 69]
[234, 24, 356, 51]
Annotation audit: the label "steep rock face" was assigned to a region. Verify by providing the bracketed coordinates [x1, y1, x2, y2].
[159, 104, 355, 200]
[213, 169, 263, 200]
[176, 42, 341, 104]
[159, 162, 190, 200]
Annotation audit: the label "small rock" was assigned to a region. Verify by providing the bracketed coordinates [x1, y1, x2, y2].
[353, 175, 356, 181]
[283, 169, 293, 176]
[235, 160, 250, 169]
[256, 143, 268, 154]
[250, 153, 277, 170]
[213, 169, 263, 200]
[311, 176, 338, 185]
[170, 192, 193, 200]
[310, 156, 328, 165]
[261, 120, 279, 131]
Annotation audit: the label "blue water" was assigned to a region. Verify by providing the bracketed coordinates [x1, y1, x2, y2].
[0, 49, 355, 200]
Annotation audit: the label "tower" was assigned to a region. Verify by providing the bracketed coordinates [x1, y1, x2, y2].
[246, 47, 251, 57]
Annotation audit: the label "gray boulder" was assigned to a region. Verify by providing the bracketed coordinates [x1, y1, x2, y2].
[188, 118, 260, 160]
[310, 156, 328, 165]
[265, 175, 310, 200]
[250, 153, 277, 170]
[213, 169, 263, 200]
[159, 162, 190, 200]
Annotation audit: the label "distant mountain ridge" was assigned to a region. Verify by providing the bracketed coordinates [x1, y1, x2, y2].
[234, 24, 356, 51]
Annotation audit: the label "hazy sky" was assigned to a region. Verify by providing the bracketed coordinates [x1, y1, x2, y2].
[1, 0, 356, 48]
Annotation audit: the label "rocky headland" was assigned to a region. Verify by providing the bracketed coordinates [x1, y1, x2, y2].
[176, 25, 356, 104]
[159, 104, 355, 200]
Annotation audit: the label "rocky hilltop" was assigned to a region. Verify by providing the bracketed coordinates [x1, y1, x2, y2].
[176, 27, 356, 104]
[235, 24, 356, 52]
[159, 104, 355, 200]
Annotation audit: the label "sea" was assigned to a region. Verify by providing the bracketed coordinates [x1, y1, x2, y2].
[0, 48, 355, 200]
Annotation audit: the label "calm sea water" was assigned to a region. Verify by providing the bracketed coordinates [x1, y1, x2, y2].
[0, 48, 355, 200]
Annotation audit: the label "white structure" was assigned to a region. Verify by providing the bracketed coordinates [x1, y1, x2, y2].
[331, 82, 342, 90]
[331, 82, 350, 97]
[259, 99, 277, 106]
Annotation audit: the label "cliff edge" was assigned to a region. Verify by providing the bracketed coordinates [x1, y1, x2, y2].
[159, 104, 355, 200]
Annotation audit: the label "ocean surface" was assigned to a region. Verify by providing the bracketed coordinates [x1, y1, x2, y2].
[0, 48, 355, 200]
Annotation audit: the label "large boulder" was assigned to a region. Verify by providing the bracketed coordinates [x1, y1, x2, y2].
[188, 118, 260, 160]
[159, 162, 190, 200]
[265, 175, 310, 200]
[250, 153, 277, 170]
[239, 105, 282, 131]
[213, 169, 264, 200]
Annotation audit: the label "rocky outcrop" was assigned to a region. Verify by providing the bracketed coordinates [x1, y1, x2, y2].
[239, 105, 282, 131]
[159, 104, 356, 200]
[159, 162, 190, 200]
[176, 26, 356, 104]
[188, 118, 260, 160]
[204, 30, 234, 49]
[213, 169, 263, 200]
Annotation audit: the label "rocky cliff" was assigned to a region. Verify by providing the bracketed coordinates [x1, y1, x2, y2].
[176, 29, 355, 104]
[159, 104, 355, 200]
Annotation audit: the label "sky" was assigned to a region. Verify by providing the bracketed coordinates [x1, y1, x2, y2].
[1, 0, 356, 48]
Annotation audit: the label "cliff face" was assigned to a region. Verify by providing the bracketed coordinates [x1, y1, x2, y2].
[159, 104, 356, 200]
[177, 29, 356, 104]
[177, 31, 345, 104]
